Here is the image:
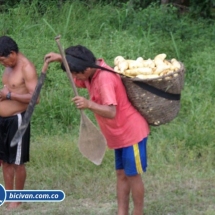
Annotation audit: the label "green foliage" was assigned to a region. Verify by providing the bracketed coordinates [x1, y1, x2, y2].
[0, 1, 215, 149]
[189, 0, 213, 18]
[1, 2, 215, 214]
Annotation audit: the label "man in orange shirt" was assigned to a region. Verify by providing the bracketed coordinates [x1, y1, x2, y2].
[45, 45, 150, 215]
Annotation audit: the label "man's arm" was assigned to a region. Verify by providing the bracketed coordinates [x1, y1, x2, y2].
[88, 101, 116, 119]
[72, 96, 116, 119]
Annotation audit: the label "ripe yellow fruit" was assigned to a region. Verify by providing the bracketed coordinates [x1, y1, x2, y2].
[113, 54, 181, 80]
[114, 56, 125, 66]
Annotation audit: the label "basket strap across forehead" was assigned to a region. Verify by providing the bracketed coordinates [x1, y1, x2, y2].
[134, 81, 181, 100]
[66, 54, 116, 74]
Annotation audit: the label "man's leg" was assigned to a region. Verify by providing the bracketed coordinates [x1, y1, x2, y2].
[2, 162, 15, 207]
[2, 163, 26, 209]
[8, 164, 26, 209]
[14, 164, 26, 190]
[2, 162, 15, 190]
[127, 174, 144, 215]
[116, 169, 130, 215]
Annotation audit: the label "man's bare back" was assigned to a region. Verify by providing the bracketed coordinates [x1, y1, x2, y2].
[0, 52, 38, 117]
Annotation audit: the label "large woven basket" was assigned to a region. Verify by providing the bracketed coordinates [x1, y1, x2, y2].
[120, 62, 185, 126]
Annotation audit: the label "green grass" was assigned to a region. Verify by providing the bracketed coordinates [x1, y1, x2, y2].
[1, 0, 215, 214]
[1, 135, 215, 215]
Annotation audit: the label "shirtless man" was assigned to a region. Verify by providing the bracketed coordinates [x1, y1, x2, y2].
[0, 36, 38, 209]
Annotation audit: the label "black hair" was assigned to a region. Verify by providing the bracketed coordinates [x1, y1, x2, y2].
[61, 45, 96, 73]
[0, 36, 19, 57]
[61, 44, 115, 74]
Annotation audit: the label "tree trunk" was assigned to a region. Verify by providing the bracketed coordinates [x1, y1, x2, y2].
[161, 0, 169, 4]
[161, 0, 189, 6]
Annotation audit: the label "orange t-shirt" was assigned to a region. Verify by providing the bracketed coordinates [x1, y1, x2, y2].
[75, 59, 150, 149]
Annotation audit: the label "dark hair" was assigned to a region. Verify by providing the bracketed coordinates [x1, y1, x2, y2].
[0, 36, 19, 57]
[61, 45, 96, 73]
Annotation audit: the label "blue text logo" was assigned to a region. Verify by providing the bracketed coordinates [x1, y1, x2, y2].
[0, 184, 65, 206]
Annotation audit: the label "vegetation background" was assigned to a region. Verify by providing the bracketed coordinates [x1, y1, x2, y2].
[0, 0, 215, 214]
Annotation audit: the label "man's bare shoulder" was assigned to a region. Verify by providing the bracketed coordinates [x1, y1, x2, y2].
[19, 53, 37, 74]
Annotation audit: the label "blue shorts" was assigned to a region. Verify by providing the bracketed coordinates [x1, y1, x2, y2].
[115, 137, 148, 176]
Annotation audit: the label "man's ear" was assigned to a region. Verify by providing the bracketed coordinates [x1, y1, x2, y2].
[9, 51, 17, 58]
[86, 67, 96, 72]
[84, 67, 91, 73]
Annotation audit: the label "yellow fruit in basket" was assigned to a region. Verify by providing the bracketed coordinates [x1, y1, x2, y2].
[136, 74, 146, 79]
[166, 70, 175, 75]
[114, 56, 125, 66]
[114, 66, 121, 73]
[124, 69, 138, 76]
[127, 60, 139, 69]
[148, 74, 160, 79]
[136, 57, 144, 62]
[163, 60, 175, 70]
[154, 54, 167, 66]
[142, 59, 154, 68]
[125, 67, 153, 76]
[137, 67, 153, 74]
[171, 58, 177, 62]
[113, 54, 181, 79]
[128, 59, 145, 68]
[136, 74, 159, 79]
[163, 59, 171, 64]
[136, 61, 145, 68]
[159, 70, 169, 76]
[118, 60, 129, 73]
[154, 63, 170, 74]
[154, 53, 167, 61]
[155, 54, 166, 61]
[171, 59, 181, 70]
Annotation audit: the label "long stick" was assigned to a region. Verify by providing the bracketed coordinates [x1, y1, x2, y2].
[55, 35, 85, 118]
[55, 36, 107, 165]
[55, 35, 79, 96]
[10, 62, 49, 147]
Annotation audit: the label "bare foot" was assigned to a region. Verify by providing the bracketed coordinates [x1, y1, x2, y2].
[7, 202, 22, 209]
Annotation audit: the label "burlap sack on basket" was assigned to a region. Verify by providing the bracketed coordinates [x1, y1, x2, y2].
[120, 62, 185, 126]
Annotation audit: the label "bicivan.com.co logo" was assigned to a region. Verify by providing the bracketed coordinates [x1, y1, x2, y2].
[0, 184, 65, 206]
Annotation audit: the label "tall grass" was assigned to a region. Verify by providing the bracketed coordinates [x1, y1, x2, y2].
[1, 1, 215, 214]
[0, 0, 214, 166]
